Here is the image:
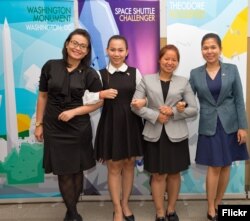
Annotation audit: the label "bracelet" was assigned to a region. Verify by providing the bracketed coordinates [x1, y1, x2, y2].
[35, 122, 43, 127]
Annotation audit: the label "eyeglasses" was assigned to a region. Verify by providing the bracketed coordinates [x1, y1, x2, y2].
[69, 40, 88, 50]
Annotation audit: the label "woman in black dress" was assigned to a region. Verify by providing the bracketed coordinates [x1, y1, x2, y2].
[34, 29, 103, 221]
[94, 35, 144, 221]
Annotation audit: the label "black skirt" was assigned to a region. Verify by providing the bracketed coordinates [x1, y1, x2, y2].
[144, 128, 190, 174]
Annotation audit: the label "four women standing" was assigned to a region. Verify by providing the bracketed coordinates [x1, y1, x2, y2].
[35, 29, 249, 221]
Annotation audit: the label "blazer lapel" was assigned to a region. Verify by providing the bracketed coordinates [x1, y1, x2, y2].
[154, 73, 165, 104]
[217, 63, 228, 105]
[200, 66, 217, 105]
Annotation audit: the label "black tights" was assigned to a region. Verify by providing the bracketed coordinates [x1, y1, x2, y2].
[58, 172, 83, 217]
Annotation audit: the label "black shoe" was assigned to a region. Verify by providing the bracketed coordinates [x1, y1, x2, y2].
[64, 211, 70, 221]
[76, 213, 83, 221]
[64, 211, 82, 221]
[166, 211, 179, 221]
[64, 217, 78, 221]
[207, 213, 218, 221]
[124, 214, 135, 221]
[155, 215, 166, 221]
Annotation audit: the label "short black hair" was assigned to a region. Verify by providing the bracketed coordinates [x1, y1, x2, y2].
[201, 33, 222, 49]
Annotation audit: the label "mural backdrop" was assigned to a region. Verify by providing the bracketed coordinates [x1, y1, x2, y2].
[0, 0, 247, 200]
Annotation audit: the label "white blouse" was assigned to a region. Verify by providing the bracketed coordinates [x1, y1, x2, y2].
[83, 63, 142, 105]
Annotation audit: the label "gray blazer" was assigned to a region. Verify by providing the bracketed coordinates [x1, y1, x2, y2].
[132, 74, 198, 142]
[189, 62, 248, 136]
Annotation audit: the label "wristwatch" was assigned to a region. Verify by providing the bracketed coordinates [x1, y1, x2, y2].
[35, 122, 43, 127]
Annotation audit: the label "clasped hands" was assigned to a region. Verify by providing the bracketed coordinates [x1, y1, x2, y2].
[158, 106, 173, 124]
[158, 101, 186, 124]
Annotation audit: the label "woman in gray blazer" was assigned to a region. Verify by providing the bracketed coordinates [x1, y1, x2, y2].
[189, 33, 249, 221]
[132, 45, 197, 221]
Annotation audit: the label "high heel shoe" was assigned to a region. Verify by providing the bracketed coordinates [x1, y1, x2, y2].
[166, 211, 179, 221]
[123, 214, 135, 221]
[64, 211, 81, 221]
[207, 213, 218, 221]
[76, 213, 83, 221]
[155, 215, 166, 221]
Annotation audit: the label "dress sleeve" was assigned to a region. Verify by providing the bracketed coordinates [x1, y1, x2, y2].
[83, 90, 101, 105]
[82, 68, 103, 105]
[136, 68, 142, 86]
[86, 68, 103, 92]
[39, 61, 50, 92]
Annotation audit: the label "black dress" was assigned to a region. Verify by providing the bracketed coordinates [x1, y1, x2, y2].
[39, 59, 102, 175]
[95, 67, 144, 161]
[144, 80, 190, 174]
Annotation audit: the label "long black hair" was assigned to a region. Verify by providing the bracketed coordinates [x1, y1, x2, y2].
[62, 28, 92, 68]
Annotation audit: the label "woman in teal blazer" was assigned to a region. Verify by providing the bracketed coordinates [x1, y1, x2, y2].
[189, 33, 249, 221]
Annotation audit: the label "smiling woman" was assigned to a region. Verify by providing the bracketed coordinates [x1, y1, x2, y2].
[93, 35, 145, 221]
[189, 33, 249, 221]
[34, 28, 103, 221]
[131, 44, 197, 221]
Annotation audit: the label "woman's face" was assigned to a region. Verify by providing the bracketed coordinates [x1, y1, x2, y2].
[66, 34, 89, 62]
[201, 38, 221, 64]
[106, 39, 128, 68]
[159, 49, 179, 74]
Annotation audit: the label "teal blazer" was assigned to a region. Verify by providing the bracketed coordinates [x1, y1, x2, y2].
[189, 62, 248, 136]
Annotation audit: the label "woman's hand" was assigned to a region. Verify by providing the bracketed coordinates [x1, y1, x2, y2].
[99, 88, 118, 99]
[34, 126, 44, 142]
[58, 109, 76, 122]
[98, 158, 106, 164]
[176, 101, 186, 113]
[157, 112, 170, 124]
[159, 106, 173, 116]
[131, 98, 146, 110]
[237, 129, 247, 145]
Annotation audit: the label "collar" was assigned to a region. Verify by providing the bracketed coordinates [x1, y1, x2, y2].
[106, 63, 128, 74]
